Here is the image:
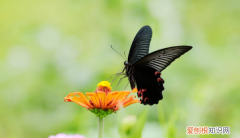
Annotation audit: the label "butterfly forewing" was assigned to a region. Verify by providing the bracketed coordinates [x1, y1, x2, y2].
[133, 46, 192, 72]
[128, 26, 152, 65]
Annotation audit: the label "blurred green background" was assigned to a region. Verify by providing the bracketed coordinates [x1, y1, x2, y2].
[1, 0, 240, 138]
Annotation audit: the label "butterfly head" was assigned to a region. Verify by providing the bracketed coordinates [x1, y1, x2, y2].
[124, 61, 131, 66]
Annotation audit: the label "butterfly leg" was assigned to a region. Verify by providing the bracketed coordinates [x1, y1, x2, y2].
[115, 75, 128, 87]
[108, 72, 125, 80]
[109, 66, 126, 83]
[111, 73, 125, 83]
[124, 82, 129, 90]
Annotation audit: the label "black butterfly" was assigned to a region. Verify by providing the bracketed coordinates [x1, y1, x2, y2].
[122, 25, 192, 105]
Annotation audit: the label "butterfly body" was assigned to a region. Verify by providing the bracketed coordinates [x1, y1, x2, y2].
[123, 25, 192, 105]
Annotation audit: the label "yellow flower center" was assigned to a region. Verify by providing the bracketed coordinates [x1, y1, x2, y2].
[96, 81, 112, 93]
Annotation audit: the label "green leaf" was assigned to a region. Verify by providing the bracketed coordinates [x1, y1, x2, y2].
[158, 104, 178, 138]
[166, 113, 177, 138]
[157, 103, 166, 125]
[128, 108, 149, 138]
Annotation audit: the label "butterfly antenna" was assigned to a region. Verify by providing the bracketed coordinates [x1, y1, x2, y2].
[111, 45, 126, 60]
[124, 51, 127, 60]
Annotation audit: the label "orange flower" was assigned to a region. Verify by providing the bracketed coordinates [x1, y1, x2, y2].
[64, 81, 140, 117]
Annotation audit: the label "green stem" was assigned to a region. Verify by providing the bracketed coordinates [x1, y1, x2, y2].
[98, 117, 104, 138]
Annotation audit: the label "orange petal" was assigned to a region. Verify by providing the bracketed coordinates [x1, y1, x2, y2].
[106, 92, 115, 104]
[90, 93, 100, 108]
[122, 95, 135, 105]
[132, 88, 138, 93]
[123, 99, 140, 108]
[68, 95, 90, 109]
[86, 92, 95, 99]
[108, 91, 119, 95]
[64, 93, 75, 102]
[115, 95, 140, 111]
[102, 93, 107, 109]
[74, 92, 93, 109]
[112, 91, 130, 103]
[96, 92, 105, 108]
[117, 93, 131, 102]
[96, 93, 103, 108]
[107, 100, 118, 109]
[97, 92, 107, 109]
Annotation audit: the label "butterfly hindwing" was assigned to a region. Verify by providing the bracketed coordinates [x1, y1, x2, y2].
[130, 46, 192, 105]
[128, 26, 152, 65]
[133, 66, 164, 105]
